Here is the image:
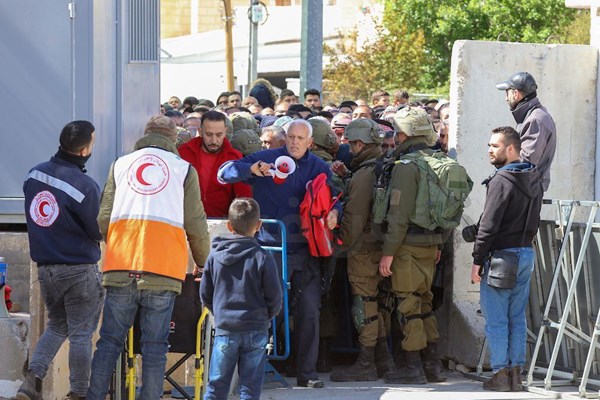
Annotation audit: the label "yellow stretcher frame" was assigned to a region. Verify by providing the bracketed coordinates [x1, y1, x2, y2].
[124, 307, 211, 400]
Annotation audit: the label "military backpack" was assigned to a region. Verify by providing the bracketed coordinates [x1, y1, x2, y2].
[372, 150, 473, 236]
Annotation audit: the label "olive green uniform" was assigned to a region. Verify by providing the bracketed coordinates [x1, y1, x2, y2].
[383, 136, 446, 352]
[340, 146, 391, 347]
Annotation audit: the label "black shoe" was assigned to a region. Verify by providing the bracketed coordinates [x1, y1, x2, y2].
[297, 379, 325, 388]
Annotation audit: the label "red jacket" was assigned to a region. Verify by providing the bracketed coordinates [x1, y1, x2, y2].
[179, 137, 252, 217]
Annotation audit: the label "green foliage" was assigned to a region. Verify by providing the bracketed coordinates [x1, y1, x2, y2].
[323, 21, 426, 103]
[384, 0, 578, 89]
[561, 10, 590, 45]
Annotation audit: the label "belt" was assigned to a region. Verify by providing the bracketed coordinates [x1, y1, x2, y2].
[406, 226, 442, 235]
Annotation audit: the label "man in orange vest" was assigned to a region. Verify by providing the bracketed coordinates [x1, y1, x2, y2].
[87, 116, 211, 400]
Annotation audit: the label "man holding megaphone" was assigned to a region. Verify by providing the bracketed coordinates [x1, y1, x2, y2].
[218, 119, 341, 389]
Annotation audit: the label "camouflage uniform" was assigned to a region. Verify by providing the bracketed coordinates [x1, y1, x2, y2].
[329, 119, 395, 382]
[382, 107, 448, 384]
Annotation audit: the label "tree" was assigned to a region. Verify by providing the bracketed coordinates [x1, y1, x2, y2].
[323, 21, 426, 103]
[384, 0, 578, 89]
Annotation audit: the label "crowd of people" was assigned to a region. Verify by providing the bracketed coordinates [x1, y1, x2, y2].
[17, 71, 555, 400]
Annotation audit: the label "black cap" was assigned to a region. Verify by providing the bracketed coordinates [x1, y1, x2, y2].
[496, 72, 538, 95]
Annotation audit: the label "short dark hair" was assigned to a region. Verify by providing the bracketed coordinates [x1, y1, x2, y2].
[228, 197, 260, 236]
[183, 96, 199, 107]
[229, 91, 242, 97]
[289, 104, 311, 113]
[303, 88, 321, 99]
[216, 92, 230, 104]
[164, 110, 183, 118]
[339, 100, 358, 109]
[371, 90, 390, 103]
[280, 89, 295, 99]
[60, 120, 95, 153]
[200, 110, 227, 126]
[492, 126, 521, 152]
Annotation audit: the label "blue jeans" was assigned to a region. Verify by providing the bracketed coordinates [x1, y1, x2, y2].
[204, 331, 268, 400]
[30, 264, 104, 396]
[86, 282, 176, 400]
[480, 247, 534, 372]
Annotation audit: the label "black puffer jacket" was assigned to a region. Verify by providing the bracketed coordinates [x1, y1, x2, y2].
[472, 162, 543, 265]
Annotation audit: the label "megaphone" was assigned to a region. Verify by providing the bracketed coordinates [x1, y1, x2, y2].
[270, 156, 296, 184]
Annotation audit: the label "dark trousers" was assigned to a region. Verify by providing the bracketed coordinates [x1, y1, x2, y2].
[275, 249, 321, 382]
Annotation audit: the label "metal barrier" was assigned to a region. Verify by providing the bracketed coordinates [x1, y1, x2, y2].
[260, 219, 291, 362]
[526, 200, 600, 397]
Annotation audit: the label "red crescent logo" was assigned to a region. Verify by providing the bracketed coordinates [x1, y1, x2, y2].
[135, 163, 154, 186]
[38, 201, 49, 217]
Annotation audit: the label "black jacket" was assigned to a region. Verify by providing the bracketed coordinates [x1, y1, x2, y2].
[200, 234, 283, 335]
[472, 162, 542, 265]
[23, 152, 102, 264]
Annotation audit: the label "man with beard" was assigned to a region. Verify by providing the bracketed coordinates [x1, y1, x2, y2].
[496, 72, 556, 191]
[179, 111, 251, 217]
[471, 126, 542, 392]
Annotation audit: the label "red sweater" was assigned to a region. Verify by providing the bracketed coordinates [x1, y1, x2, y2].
[179, 137, 252, 217]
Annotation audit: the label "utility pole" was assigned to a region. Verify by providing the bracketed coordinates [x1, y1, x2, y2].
[300, 0, 323, 95]
[223, 0, 235, 91]
[247, 0, 261, 86]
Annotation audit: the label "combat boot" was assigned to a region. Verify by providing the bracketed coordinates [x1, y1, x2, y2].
[374, 337, 396, 377]
[510, 366, 524, 392]
[16, 369, 42, 400]
[483, 367, 511, 392]
[330, 346, 378, 382]
[383, 350, 427, 384]
[421, 342, 447, 382]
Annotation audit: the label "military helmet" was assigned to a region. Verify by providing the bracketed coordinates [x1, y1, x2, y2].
[230, 112, 259, 133]
[308, 118, 337, 150]
[230, 129, 262, 156]
[344, 118, 384, 144]
[392, 107, 434, 138]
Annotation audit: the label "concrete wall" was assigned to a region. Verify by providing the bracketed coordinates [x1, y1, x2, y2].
[442, 40, 598, 367]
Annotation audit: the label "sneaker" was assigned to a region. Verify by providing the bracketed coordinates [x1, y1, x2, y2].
[297, 379, 325, 388]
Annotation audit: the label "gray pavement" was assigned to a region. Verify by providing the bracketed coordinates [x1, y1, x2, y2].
[225, 370, 573, 400]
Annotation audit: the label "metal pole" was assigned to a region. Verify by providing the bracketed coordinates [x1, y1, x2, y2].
[248, 0, 259, 86]
[223, 0, 235, 91]
[299, 0, 323, 95]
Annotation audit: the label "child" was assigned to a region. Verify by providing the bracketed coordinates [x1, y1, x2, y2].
[200, 198, 283, 400]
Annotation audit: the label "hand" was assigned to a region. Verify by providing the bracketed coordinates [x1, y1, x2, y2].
[379, 255, 394, 277]
[331, 161, 348, 178]
[471, 264, 482, 284]
[326, 209, 339, 230]
[250, 160, 273, 177]
[436, 250, 442, 264]
[193, 265, 204, 282]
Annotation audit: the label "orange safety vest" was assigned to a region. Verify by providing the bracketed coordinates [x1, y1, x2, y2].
[103, 147, 190, 281]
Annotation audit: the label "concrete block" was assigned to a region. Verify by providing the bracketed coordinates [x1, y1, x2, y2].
[0, 313, 29, 382]
[0, 232, 31, 312]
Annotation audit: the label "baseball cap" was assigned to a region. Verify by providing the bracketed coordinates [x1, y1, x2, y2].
[496, 72, 538, 95]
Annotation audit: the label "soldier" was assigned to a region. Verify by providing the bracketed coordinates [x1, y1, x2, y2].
[329, 119, 395, 382]
[379, 107, 448, 384]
